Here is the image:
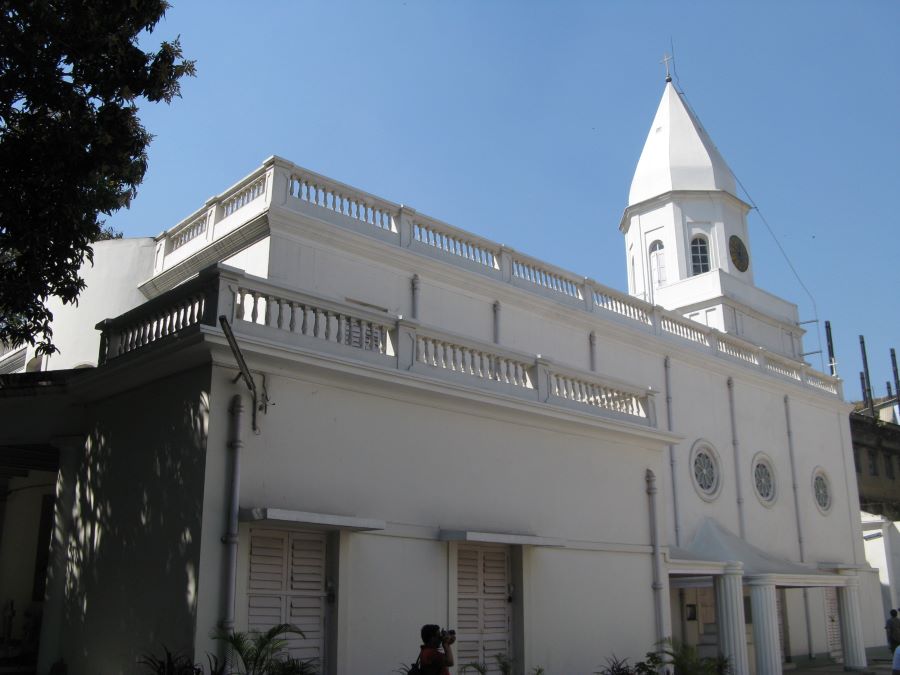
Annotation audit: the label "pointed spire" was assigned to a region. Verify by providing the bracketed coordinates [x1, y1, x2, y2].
[628, 82, 738, 206]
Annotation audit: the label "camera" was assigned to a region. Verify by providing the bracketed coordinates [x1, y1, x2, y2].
[439, 628, 456, 641]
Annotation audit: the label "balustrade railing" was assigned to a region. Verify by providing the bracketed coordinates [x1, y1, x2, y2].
[549, 370, 649, 419]
[512, 258, 582, 300]
[148, 159, 840, 400]
[415, 334, 533, 389]
[97, 271, 215, 363]
[717, 335, 760, 365]
[765, 356, 803, 381]
[413, 218, 498, 269]
[232, 284, 393, 358]
[289, 171, 395, 232]
[806, 372, 839, 395]
[660, 315, 710, 346]
[168, 213, 209, 252]
[592, 288, 653, 325]
[223, 175, 267, 217]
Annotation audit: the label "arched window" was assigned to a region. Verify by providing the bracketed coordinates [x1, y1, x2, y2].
[691, 236, 710, 275]
[648, 240, 666, 287]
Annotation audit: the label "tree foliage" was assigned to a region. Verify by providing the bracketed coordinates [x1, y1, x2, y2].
[0, 0, 195, 353]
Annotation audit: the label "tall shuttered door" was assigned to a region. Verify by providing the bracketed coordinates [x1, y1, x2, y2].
[824, 587, 842, 662]
[248, 529, 327, 667]
[457, 545, 512, 674]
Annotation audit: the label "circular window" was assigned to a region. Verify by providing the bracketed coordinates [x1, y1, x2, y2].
[752, 454, 776, 505]
[812, 469, 832, 514]
[690, 441, 722, 501]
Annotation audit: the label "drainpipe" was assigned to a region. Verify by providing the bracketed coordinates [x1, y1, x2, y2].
[664, 356, 681, 547]
[646, 469, 666, 647]
[784, 396, 814, 658]
[222, 394, 244, 632]
[727, 377, 746, 538]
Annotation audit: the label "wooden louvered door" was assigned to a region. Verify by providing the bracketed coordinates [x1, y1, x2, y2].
[248, 529, 327, 668]
[456, 545, 512, 674]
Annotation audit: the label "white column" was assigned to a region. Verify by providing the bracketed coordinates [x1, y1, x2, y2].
[837, 573, 867, 669]
[749, 580, 781, 675]
[715, 563, 749, 675]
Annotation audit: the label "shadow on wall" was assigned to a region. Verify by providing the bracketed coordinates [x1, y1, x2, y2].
[49, 369, 211, 673]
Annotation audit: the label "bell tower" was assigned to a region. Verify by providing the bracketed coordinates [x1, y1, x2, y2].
[620, 77, 804, 360]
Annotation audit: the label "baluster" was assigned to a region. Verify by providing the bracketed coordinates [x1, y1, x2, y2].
[188, 298, 198, 325]
[423, 338, 433, 366]
[335, 314, 345, 344]
[297, 305, 307, 336]
[235, 289, 244, 321]
[312, 308, 322, 339]
[288, 302, 297, 332]
[415, 336, 424, 363]
[249, 292, 259, 324]
[498, 358, 508, 383]
[262, 295, 273, 327]
[325, 312, 335, 341]
[461, 349, 472, 375]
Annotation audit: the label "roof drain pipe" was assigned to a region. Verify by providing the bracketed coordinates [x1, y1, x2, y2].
[222, 394, 244, 635]
[664, 356, 681, 547]
[646, 469, 667, 650]
[727, 377, 746, 538]
[784, 395, 814, 659]
[664, 356, 688, 645]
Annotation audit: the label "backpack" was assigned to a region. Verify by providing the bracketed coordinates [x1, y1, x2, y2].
[407, 654, 440, 675]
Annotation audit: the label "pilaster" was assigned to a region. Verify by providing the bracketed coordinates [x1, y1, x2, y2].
[749, 579, 781, 675]
[714, 563, 749, 675]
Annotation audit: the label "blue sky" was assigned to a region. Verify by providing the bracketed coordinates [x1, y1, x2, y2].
[114, 0, 900, 400]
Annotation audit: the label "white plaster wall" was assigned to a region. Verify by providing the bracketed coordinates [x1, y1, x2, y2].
[42, 238, 156, 370]
[0, 471, 56, 639]
[194, 362, 664, 673]
[223, 237, 271, 278]
[343, 533, 448, 673]
[526, 547, 657, 673]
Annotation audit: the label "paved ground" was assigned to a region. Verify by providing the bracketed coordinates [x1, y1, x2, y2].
[791, 655, 895, 675]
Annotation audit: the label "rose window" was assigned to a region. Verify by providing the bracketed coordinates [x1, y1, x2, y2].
[814, 473, 831, 512]
[693, 450, 718, 494]
[754, 461, 775, 502]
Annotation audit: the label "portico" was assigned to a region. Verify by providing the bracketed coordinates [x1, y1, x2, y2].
[668, 520, 867, 675]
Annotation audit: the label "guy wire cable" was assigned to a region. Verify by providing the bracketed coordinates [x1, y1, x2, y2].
[671, 72, 827, 373]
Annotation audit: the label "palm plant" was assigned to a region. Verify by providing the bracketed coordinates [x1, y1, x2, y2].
[213, 623, 306, 675]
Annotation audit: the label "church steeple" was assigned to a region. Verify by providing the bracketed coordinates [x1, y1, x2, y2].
[628, 81, 738, 206]
[619, 78, 805, 361]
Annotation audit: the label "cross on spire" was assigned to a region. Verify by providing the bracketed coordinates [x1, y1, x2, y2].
[660, 53, 673, 82]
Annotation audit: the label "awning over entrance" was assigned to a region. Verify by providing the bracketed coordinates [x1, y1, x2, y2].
[669, 518, 844, 586]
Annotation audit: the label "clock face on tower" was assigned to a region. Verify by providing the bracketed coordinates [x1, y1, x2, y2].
[729, 235, 750, 272]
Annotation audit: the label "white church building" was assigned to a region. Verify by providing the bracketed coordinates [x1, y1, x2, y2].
[0, 79, 886, 675]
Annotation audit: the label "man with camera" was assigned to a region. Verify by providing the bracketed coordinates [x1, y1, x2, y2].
[418, 624, 456, 675]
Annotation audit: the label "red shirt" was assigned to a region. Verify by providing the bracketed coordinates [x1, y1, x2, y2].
[419, 646, 451, 675]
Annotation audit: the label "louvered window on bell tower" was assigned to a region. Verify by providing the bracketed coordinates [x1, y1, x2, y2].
[649, 240, 666, 287]
[690, 237, 710, 275]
